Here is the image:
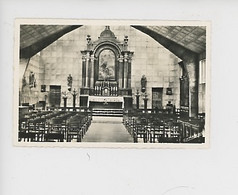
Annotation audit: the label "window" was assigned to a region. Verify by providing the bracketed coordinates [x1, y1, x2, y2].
[199, 59, 206, 84]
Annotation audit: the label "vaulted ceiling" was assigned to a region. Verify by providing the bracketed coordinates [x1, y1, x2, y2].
[20, 25, 206, 59]
[20, 25, 68, 49]
[145, 26, 206, 54]
[20, 25, 81, 58]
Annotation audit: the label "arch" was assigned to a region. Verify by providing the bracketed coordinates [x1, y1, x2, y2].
[98, 49, 116, 81]
[93, 41, 121, 58]
[93, 41, 121, 82]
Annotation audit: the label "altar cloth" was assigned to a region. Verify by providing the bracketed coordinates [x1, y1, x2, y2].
[88, 96, 124, 108]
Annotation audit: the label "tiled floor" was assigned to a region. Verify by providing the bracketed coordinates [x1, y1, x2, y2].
[82, 116, 133, 142]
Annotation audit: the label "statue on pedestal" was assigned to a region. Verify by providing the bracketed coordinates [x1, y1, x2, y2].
[67, 74, 73, 91]
[29, 71, 36, 88]
[141, 75, 147, 93]
[22, 76, 26, 87]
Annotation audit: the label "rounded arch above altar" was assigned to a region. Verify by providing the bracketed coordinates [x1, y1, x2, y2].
[93, 41, 121, 58]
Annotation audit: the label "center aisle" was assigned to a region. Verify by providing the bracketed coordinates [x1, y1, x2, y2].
[82, 116, 134, 142]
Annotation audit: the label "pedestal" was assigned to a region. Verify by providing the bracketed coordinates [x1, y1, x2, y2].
[63, 97, 67, 110]
[136, 95, 140, 109]
[73, 95, 76, 111]
[144, 98, 148, 111]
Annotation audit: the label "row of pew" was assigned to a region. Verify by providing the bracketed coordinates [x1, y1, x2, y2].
[123, 110, 205, 143]
[18, 110, 92, 142]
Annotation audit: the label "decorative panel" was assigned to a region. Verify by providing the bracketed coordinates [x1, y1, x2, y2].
[98, 49, 116, 80]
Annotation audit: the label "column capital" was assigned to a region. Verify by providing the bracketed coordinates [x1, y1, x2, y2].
[179, 75, 188, 80]
[90, 54, 95, 61]
[122, 51, 130, 55]
[128, 51, 134, 58]
[81, 50, 87, 55]
[82, 55, 86, 62]
[86, 51, 91, 59]
[122, 51, 133, 62]
[81, 50, 92, 59]
[118, 55, 124, 63]
[124, 53, 128, 62]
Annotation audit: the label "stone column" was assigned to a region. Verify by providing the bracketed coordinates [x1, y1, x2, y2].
[81, 51, 86, 87]
[88, 58, 91, 89]
[123, 52, 128, 89]
[185, 58, 199, 118]
[118, 55, 124, 89]
[90, 55, 94, 89]
[85, 51, 90, 88]
[127, 52, 133, 89]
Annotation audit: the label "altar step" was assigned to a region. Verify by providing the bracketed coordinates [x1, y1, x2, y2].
[92, 109, 123, 117]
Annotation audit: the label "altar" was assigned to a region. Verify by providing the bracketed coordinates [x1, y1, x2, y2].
[88, 96, 124, 109]
[79, 26, 133, 110]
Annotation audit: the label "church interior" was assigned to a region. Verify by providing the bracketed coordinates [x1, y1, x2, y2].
[18, 24, 206, 143]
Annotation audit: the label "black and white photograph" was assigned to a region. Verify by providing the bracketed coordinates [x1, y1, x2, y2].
[3, 0, 238, 194]
[15, 19, 210, 147]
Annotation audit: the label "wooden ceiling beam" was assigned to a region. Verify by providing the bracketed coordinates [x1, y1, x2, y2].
[20, 25, 82, 59]
[131, 25, 199, 62]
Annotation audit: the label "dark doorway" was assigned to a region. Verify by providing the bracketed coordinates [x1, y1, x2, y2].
[38, 101, 46, 110]
[152, 88, 163, 109]
[49, 85, 61, 107]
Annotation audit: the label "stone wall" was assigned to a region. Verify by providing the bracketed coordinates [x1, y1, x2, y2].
[20, 26, 182, 109]
[19, 53, 45, 106]
[198, 59, 206, 113]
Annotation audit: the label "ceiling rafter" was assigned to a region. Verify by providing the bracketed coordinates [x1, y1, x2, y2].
[19, 25, 206, 59]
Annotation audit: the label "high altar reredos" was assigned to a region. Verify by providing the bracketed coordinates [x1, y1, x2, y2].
[79, 26, 134, 110]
